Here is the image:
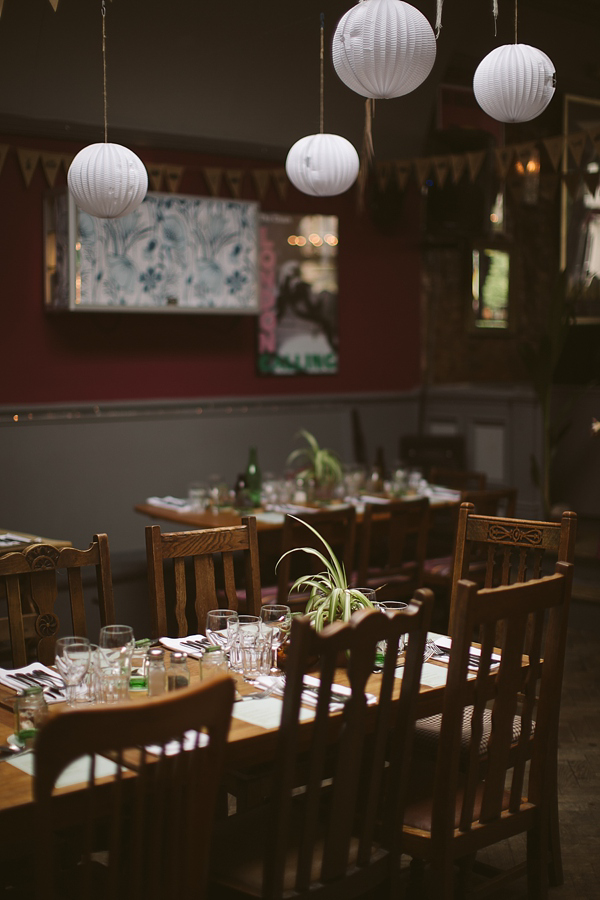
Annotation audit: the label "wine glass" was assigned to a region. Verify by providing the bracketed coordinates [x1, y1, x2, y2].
[206, 609, 238, 649]
[260, 605, 292, 675]
[99, 625, 135, 702]
[228, 614, 260, 673]
[54, 636, 91, 707]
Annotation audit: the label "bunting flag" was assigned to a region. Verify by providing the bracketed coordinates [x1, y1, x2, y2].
[432, 155, 451, 188]
[449, 154, 467, 184]
[164, 164, 183, 193]
[61, 153, 74, 173]
[40, 152, 61, 187]
[0, 0, 60, 14]
[271, 169, 288, 200]
[466, 150, 485, 182]
[563, 170, 582, 199]
[203, 167, 222, 196]
[413, 157, 431, 188]
[567, 131, 587, 167]
[393, 159, 412, 189]
[225, 169, 243, 198]
[514, 142, 537, 169]
[0, 1, 4, 17]
[0, 144, 8, 177]
[147, 163, 165, 191]
[583, 169, 600, 197]
[494, 147, 515, 180]
[375, 161, 391, 191]
[542, 135, 564, 170]
[251, 169, 270, 200]
[586, 125, 600, 159]
[17, 149, 39, 186]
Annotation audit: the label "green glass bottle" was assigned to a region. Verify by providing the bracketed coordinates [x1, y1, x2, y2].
[245, 446, 262, 508]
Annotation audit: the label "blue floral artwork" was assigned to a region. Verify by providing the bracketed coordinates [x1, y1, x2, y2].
[73, 193, 258, 312]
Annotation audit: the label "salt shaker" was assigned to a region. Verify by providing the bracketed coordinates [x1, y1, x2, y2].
[146, 647, 166, 696]
[166, 651, 190, 691]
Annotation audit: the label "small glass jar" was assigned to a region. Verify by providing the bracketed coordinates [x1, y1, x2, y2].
[200, 646, 228, 680]
[166, 651, 191, 691]
[146, 647, 167, 696]
[14, 686, 48, 748]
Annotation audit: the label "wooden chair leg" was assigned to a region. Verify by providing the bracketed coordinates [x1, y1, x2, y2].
[527, 816, 550, 900]
[547, 789, 563, 886]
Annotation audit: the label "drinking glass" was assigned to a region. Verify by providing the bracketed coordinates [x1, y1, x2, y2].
[228, 614, 260, 673]
[240, 627, 272, 681]
[373, 600, 408, 670]
[260, 605, 292, 675]
[54, 636, 91, 707]
[98, 625, 135, 702]
[206, 609, 238, 649]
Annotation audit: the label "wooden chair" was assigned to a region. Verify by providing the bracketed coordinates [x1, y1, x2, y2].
[145, 517, 262, 638]
[34, 674, 235, 900]
[423, 489, 518, 598]
[429, 467, 487, 491]
[402, 563, 574, 900]
[209, 591, 433, 900]
[265, 506, 357, 611]
[0, 535, 114, 668]
[355, 497, 430, 602]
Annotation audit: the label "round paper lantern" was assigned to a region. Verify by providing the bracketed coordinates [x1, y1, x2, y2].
[286, 134, 360, 197]
[332, 0, 436, 99]
[473, 44, 556, 123]
[68, 142, 148, 219]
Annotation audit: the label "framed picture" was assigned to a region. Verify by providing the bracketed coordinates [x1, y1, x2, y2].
[257, 212, 339, 375]
[468, 240, 511, 333]
[560, 94, 600, 322]
[44, 191, 259, 314]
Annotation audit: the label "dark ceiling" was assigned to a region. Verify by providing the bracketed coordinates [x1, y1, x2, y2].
[0, 0, 598, 160]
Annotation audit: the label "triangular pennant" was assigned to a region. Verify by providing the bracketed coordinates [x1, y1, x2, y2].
[272, 168, 288, 200]
[225, 169, 243, 198]
[542, 135, 564, 171]
[375, 161, 391, 191]
[432, 155, 451, 188]
[164, 165, 183, 193]
[203, 167, 222, 196]
[583, 169, 600, 197]
[251, 169, 270, 200]
[413, 157, 431, 188]
[393, 159, 412, 190]
[494, 147, 514, 180]
[514, 142, 536, 167]
[567, 131, 588, 167]
[450, 154, 467, 184]
[539, 172, 559, 202]
[0, 144, 8, 177]
[467, 150, 485, 182]
[0, 1, 4, 17]
[147, 163, 165, 191]
[17, 149, 39, 187]
[40, 152, 61, 188]
[563, 170, 582, 199]
[587, 125, 600, 159]
[49, 0, 60, 9]
[62, 153, 74, 174]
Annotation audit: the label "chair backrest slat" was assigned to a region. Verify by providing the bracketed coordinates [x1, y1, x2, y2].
[0, 535, 114, 666]
[146, 517, 262, 638]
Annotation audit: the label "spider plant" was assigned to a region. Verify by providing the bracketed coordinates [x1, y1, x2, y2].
[277, 515, 376, 631]
[286, 429, 343, 489]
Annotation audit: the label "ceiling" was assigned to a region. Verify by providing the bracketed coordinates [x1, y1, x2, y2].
[0, 0, 598, 160]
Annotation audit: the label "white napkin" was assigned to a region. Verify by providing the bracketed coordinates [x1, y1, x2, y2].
[0, 532, 33, 547]
[432, 634, 501, 671]
[254, 511, 285, 525]
[159, 634, 211, 659]
[0, 663, 66, 704]
[250, 674, 376, 713]
[146, 496, 192, 513]
[146, 729, 209, 756]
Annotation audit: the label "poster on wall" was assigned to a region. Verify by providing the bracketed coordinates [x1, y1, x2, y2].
[257, 212, 339, 375]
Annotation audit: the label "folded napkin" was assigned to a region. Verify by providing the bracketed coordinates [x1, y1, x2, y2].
[159, 634, 211, 659]
[251, 675, 377, 713]
[431, 634, 501, 671]
[0, 532, 33, 547]
[0, 663, 66, 703]
[146, 496, 192, 513]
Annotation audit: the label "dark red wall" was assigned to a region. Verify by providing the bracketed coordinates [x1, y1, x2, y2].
[0, 134, 422, 405]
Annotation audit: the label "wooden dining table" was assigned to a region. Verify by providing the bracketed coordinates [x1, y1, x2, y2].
[0, 649, 454, 862]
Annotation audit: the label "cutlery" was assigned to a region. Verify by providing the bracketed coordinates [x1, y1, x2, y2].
[32, 669, 65, 688]
[181, 640, 210, 651]
[0, 744, 32, 761]
[301, 684, 350, 704]
[12, 673, 63, 699]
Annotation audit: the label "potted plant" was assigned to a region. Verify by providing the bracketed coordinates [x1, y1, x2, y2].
[286, 429, 343, 503]
[277, 515, 376, 631]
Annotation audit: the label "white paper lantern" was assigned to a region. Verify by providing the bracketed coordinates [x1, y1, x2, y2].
[332, 0, 436, 99]
[473, 44, 556, 123]
[68, 142, 148, 219]
[286, 134, 360, 197]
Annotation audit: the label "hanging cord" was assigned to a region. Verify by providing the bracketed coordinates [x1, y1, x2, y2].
[102, 0, 108, 143]
[435, 0, 444, 38]
[319, 12, 324, 133]
[514, 0, 518, 42]
[493, 0, 498, 37]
